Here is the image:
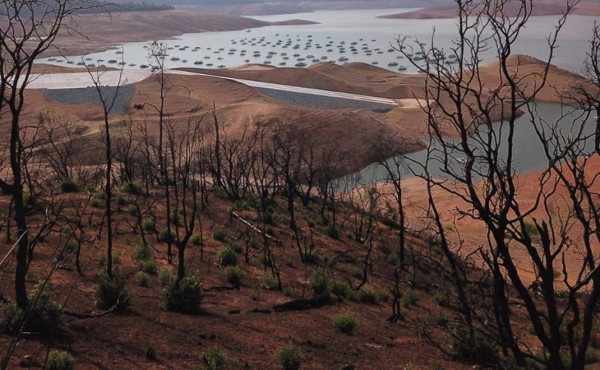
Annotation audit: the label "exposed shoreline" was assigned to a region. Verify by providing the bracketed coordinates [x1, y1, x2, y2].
[44, 10, 316, 58]
[378, 0, 600, 19]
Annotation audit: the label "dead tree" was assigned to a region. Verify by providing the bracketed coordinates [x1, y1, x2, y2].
[0, 0, 97, 309]
[397, 0, 598, 368]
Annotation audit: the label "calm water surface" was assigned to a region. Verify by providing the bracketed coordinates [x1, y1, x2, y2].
[38, 9, 597, 74]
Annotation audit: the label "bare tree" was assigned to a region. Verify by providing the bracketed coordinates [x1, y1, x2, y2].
[396, 0, 599, 368]
[0, 0, 97, 309]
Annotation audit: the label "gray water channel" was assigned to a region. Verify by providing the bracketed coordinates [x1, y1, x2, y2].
[356, 102, 597, 183]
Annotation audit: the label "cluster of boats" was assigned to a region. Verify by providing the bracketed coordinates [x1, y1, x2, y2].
[41, 33, 471, 72]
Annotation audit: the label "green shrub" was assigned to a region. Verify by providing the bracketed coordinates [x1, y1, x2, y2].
[377, 289, 390, 302]
[191, 234, 202, 246]
[332, 312, 359, 334]
[0, 301, 23, 333]
[325, 225, 339, 240]
[350, 266, 364, 280]
[90, 197, 101, 208]
[161, 275, 202, 313]
[60, 178, 79, 193]
[224, 266, 244, 288]
[431, 360, 446, 370]
[260, 251, 273, 267]
[158, 228, 175, 243]
[524, 220, 539, 237]
[278, 342, 302, 370]
[117, 196, 126, 206]
[94, 274, 130, 311]
[263, 212, 274, 225]
[122, 180, 142, 195]
[433, 290, 450, 307]
[402, 290, 420, 307]
[65, 240, 77, 254]
[138, 259, 157, 274]
[142, 218, 156, 232]
[329, 280, 352, 299]
[262, 271, 279, 291]
[301, 250, 318, 264]
[227, 241, 243, 254]
[386, 252, 401, 266]
[202, 347, 227, 370]
[47, 350, 75, 370]
[94, 189, 107, 199]
[356, 287, 378, 304]
[446, 324, 498, 366]
[133, 239, 153, 261]
[217, 247, 238, 267]
[145, 346, 157, 361]
[158, 268, 175, 287]
[310, 268, 329, 295]
[213, 226, 226, 242]
[24, 284, 63, 334]
[128, 205, 138, 216]
[135, 271, 149, 287]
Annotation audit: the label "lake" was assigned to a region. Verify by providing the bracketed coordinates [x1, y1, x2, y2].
[38, 8, 598, 74]
[356, 102, 597, 182]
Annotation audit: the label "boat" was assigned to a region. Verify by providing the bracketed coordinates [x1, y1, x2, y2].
[295, 62, 307, 67]
[388, 62, 399, 67]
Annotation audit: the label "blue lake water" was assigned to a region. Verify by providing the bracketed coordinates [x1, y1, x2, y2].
[38, 8, 598, 74]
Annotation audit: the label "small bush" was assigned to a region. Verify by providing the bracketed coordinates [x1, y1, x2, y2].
[0, 301, 23, 333]
[117, 196, 126, 206]
[158, 268, 175, 287]
[260, 251, 273, 267]
[202, 347, 227, 370]
[158, 228, 175, 243]
[24, 284, 63, 334]
[278, 342, 302, 370]
[325, 225, 339, 240]
[350, 266, 364, 280]
[402, 290, 420, 307]
[60, 178, 79, 193]
[356, 287, 378, 304]
[135, 271, 149, 287]
[47, 350, 75, 370]
[376, 289, 390, 303]
[122, 180, 142, 195]
[138, 259, 157, 274]
[329, 280, 352, 299]
[65, 240, 77, 254]
[191, 234, 202, 246]
[94, 189, 107, 199]
[446, 324, 498, 366]
[332, 312, 359, 334]
[142, 218, 156, 232]
[310, 268, 329, 295]
[263, 212, 274, 225]
[128, 205, 138, 216]
[213, 226, 226, 242]
[94, 274, 130, 311]
[145, 346, 157, 361]
[227, 241, 243, 254]
[90, 197, 101, 208]
[161, 275, 202, 313]
[262, 271, 279, 291]
[133, 239, 153, 261]
[224, 266, 244, 288]
[386, 252, 401, 266]
[217, 247, 238, 267]
[433, 290, 450, 307]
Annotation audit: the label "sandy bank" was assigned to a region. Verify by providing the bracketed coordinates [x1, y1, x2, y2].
[42, 10, 316, 58]
[379, 0, 600, 19]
